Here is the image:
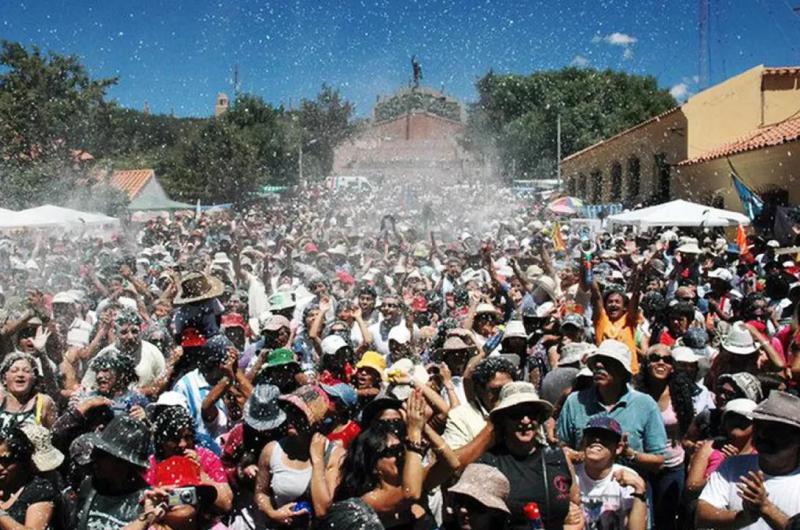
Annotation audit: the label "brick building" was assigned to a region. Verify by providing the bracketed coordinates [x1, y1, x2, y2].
[332, 86, 489, 184]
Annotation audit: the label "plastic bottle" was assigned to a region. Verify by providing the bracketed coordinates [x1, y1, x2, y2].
[523, 501, 544, 530]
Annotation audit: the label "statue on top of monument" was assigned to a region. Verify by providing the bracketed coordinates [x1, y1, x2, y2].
[411, 55, 423, 89]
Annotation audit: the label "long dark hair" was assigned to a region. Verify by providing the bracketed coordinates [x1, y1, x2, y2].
[634, 363, 695, 435]
[334, 422, 397, 501]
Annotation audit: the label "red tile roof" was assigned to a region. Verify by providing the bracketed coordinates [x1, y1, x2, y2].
[109, 169, 155, 199]
[678, 116, 800, 166]
[764, 67, 800, 76]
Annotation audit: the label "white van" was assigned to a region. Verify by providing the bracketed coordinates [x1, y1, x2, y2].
[327, 176, 374, 191]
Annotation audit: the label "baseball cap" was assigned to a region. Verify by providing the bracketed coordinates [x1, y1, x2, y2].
[321, 335, 349, 356]
[388, 326, 411, 345]
[583, 415, 623, 441]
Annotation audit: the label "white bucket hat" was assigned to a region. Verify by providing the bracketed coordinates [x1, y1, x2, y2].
[490, 381, 554, 423]
[587, 339, 633, 374]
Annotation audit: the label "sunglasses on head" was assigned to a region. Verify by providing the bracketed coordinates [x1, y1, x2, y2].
[648, 353, 674, 365]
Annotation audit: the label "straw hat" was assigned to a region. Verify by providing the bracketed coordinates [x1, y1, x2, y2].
[173, 272, 225, 305]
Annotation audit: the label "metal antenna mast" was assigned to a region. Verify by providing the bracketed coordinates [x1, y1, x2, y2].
[699, 0, 711, 89]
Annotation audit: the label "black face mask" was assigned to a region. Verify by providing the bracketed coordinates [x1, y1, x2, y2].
[377, 418, 406, 438]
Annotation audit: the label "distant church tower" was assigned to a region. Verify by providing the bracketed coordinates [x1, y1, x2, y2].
[215, 93, 229, 117]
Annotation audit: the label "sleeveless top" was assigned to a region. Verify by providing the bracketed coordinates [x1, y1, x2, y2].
[269, 440, 313, 508]
[0, 394, 44, 435]
[478, 444, 572, 530]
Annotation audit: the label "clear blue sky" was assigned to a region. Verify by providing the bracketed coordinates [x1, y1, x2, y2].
[3, 0, 800, 117]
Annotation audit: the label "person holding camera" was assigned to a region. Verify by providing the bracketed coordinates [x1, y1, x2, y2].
[144, 405, 233, 517]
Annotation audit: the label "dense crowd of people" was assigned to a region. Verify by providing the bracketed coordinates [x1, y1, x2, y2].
[1, 182, 800, 530]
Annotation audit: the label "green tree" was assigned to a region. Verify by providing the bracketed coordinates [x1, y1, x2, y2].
[468, 67, 676, 180]
[158, 118, 262, 204]
[0, 40, 117, 207]
[0, 40, 116, 162]
[293, 84, 355, 180]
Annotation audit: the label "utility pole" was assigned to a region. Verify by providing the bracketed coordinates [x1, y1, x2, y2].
[556, 113, 562, 190]
[298, 142, 303, 184]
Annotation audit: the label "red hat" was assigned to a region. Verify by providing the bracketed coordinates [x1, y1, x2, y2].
[411, 296, 428, 313]
[180, 327, 207, 348]
[336, 271, 355, 286]
[221, 313, 246, 329]
[304, 242, 319, 254]
[153, 457, 217, 503]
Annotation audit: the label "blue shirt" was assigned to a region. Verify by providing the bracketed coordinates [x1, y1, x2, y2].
[557, 385, 667, 456]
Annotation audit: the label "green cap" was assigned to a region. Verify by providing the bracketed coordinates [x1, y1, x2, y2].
[266, 348, 298, 368]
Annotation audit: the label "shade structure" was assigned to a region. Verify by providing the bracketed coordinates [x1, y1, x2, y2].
[0, 204, 119, 231]
[547, 196, 584, 216]
[607, 199, 750, 229]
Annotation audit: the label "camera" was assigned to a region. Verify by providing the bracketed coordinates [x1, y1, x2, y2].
[167, 487, 198, 507]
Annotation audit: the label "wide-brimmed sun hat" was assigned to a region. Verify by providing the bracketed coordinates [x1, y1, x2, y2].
[87, 415, 150, 469]
[490, 381, 553, 423]
[449, 463, 510, 514]
[173, 272, 225, 305]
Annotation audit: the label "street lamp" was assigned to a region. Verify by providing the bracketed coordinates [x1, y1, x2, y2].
[298, 137, 318, 185]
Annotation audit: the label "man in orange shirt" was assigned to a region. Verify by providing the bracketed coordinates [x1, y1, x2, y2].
[582, 259, 645, 374]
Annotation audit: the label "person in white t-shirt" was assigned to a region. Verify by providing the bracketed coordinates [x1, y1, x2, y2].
[575, 416, 647, 530]
[697, 391, 800, 530]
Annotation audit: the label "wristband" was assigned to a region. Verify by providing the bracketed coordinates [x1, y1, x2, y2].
[631, 492, 646, 502]
[405, 438, 429, 458]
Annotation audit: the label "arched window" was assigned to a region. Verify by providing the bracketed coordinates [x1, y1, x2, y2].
[627, 157, 641, 203]
[610, 162, 622, 201]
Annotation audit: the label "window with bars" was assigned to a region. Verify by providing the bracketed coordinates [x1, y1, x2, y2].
[627, 157, 640, 202]
[610, 162, 622, 201]
[590, 170, 602, 203]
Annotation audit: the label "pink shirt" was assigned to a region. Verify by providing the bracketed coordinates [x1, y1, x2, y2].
[144, 446, 228, 485]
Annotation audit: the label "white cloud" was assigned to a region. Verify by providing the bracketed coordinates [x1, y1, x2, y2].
[604, 32, 637, 46]
[592, 32, 637, 60]
[570, 55, 590, 67]
[670, 83, 691, 100]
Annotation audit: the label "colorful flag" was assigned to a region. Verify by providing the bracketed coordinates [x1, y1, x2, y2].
[553, 222, 566, 251]
[737, 223, 749, 255]
[731, 173, 763, 221]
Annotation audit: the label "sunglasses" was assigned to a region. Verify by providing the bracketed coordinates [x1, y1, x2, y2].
[503, 407, 541, 421]
[0, 454, 17, 466]
[378, 444, 405, 460]
[382, 303, 399, 309]
[648, 353, 674, 365]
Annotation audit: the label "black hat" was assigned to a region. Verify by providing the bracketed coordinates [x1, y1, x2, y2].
[88, 415, 151, 468]
[359, 391, 402, 428]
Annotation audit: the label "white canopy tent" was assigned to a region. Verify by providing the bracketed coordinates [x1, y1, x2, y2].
[607, 199, 750, 229]
[0, 204, 120, 232]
